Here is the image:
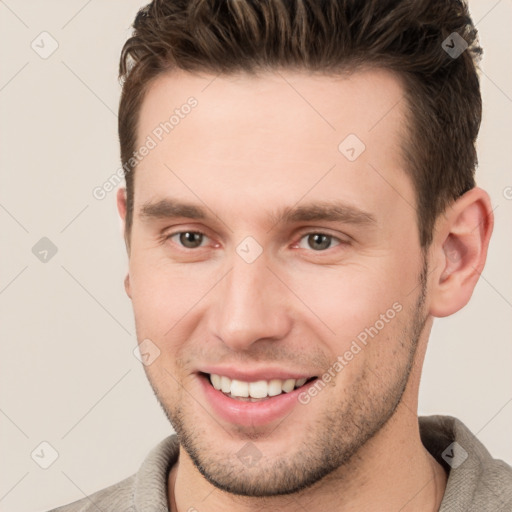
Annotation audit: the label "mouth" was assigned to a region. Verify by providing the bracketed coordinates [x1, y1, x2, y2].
[199, 371, 318, 402]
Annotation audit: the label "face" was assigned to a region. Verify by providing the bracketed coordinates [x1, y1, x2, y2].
[122, 68, 431, 496]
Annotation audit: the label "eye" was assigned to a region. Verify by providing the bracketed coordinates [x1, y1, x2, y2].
[166, 231, 209, 249]
[296, 232, 342, 251]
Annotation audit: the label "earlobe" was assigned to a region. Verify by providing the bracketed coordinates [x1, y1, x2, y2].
[429, 187, 494, 318]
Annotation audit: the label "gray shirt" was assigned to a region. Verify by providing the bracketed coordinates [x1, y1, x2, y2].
[48, 415, 512, 511]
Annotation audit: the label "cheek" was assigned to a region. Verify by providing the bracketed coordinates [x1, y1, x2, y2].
[128, 254, 217, 339]
[285, 263, 405, 335]
[282, 260, 415, 383]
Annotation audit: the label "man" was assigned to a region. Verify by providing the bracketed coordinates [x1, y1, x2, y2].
[51, 0, 512, 510]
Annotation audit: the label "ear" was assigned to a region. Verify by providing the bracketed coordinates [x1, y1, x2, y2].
[117, 187, 127, 224]
[117, 187, 132, 299]
[117, 187, 130, 252]
[428, 187, 494, 317]
[124, 273, 132, 299]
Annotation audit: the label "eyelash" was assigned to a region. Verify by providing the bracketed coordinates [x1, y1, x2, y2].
[164, 230, 347, 253]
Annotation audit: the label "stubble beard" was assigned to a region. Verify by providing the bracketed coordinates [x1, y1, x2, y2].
[150, 259, 429, 497]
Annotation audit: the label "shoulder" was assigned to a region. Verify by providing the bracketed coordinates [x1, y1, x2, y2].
[420, 415, 512, 510]
[47, 474, 137, 512]
[45, 435, 179, 512]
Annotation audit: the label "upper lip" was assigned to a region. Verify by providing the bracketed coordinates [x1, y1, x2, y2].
[198, 365, 317, 382]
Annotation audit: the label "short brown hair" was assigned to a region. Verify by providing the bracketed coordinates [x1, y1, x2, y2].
[118, 0, 482, 248]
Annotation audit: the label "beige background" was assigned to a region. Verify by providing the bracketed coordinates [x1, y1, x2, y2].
[0, 1, 510, 511]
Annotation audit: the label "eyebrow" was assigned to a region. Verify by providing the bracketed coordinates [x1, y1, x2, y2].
[139, 198, 377, 227]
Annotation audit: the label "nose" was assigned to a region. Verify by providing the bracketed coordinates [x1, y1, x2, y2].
[210, 252, 293, 351]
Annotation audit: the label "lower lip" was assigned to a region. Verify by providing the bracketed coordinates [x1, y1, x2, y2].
[198, 373, 317, 427]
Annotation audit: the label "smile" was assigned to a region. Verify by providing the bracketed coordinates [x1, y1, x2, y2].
[207, 373, 316, 401]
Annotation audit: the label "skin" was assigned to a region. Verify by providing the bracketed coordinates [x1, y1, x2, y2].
[116, 68, 493, 511]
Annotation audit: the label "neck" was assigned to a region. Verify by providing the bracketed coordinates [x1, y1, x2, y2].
[168, 406, 447, 512]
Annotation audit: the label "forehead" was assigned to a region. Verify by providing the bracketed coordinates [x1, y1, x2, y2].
[134, 67, 413, 223]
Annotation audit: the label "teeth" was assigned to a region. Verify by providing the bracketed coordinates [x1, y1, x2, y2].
[220, 375, 231, 393]
[268, 379, 284, 397]
[282, 378, 296, 393]
[210, 374, 221, 390]
[230, 379, 249, 397]
[208, 374, 311, 399]
[249, 380, 268, 399]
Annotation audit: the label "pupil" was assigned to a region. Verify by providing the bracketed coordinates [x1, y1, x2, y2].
[309, 234, 330, 250]
[180, 232, 202, 248]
